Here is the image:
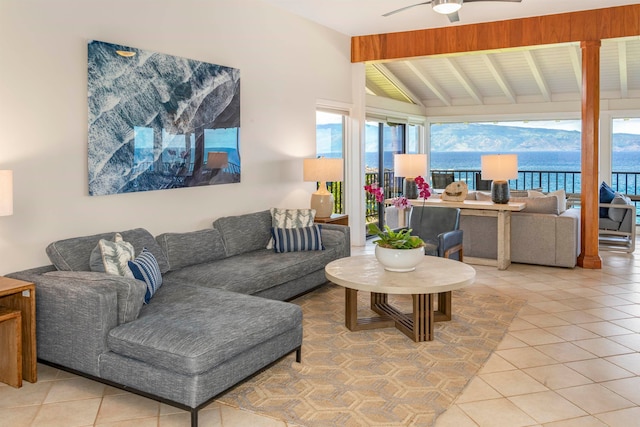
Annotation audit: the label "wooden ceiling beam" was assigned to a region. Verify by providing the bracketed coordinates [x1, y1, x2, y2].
[404, 61, 452, 106]
[351, 5, 640, 63]
[482, 54, 517, 104]
[523, 50, 551, 102]
[618, 40, 629, 98]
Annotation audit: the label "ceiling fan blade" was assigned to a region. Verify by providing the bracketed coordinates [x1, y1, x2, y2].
[447, 11, 460, 22]
[383, 1, 432, 17]
[463, 0, 522, 2]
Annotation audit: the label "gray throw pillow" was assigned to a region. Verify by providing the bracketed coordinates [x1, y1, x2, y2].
[511, 196, 559, 215]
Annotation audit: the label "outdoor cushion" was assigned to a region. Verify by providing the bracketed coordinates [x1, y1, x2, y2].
[107, 285, 302, 376]
[600, 181, 616, 217]
[608, 193, 632, 223]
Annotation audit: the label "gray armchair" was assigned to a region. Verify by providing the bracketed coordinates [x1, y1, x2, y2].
[408, 206, 463, 261]
[599, 194, 636, 253]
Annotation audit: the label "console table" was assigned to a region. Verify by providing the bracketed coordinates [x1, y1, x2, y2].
[408, 198, 526, 270]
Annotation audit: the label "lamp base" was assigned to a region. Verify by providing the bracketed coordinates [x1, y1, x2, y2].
[491, 181, 510, 204]
[310, 193, 334, 218]
[403, 178, 418, 199]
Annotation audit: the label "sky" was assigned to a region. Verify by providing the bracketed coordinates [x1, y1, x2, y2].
[318, 112, 640, 135]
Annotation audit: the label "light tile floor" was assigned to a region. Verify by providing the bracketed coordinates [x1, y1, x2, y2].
[1, 242, 638, 426]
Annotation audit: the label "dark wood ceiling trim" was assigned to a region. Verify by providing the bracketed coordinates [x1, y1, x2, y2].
[351, 4, 640, 63]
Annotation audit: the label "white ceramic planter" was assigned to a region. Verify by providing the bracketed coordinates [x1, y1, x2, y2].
[374, 245, 425, 272]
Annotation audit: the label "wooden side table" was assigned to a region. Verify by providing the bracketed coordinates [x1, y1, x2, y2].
[0, 307, 22, 387]
[0, 277, 36, 385]
[314, 214, 348, 226]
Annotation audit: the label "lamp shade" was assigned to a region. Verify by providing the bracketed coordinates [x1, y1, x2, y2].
[207, 152, 228, 169]
[432, 0, 462, 14]
[481, 154, 518, 181]
[394, 154, 427, 178]
[303, 157, 343, 182]
[0, 170, 13, 216]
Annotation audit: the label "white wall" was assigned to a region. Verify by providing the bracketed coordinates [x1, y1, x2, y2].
[0, 0, 352, 273]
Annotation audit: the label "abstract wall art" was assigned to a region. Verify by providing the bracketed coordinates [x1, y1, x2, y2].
[88, 40, 241, 196]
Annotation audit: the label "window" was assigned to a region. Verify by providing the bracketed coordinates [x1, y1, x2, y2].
[430, 120, 582, 193]
[316, 110, 346, 214]
[612, 117, 640, 199]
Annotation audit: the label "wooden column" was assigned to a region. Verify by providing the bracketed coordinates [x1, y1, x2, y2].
[577, 40, 602, 269]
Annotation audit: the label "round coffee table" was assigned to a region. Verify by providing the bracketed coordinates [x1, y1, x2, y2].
[325, 254, 476, 342]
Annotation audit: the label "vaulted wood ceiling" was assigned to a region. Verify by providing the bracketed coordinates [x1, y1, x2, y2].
[366, 37, 640, 108]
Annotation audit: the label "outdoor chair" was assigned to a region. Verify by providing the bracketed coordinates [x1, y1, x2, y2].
[599, 194, 636, 253]
[408, 206, 463, 261]
[474, 172, 492, 191]
[431, 172, 454, 190]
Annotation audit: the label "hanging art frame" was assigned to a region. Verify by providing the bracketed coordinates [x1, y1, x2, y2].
[88, 40, 241, 196]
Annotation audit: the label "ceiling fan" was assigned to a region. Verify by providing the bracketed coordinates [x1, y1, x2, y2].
[383, 0, 522, 23]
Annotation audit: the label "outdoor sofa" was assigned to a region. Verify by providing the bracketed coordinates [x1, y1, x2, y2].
[7, 209, 351, 426]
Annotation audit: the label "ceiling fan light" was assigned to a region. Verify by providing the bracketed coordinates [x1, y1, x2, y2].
[432, 0, 463, 15]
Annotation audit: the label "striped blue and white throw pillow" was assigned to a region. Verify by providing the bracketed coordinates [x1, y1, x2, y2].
[271, 225, 324, 253]
[128, 248, 163, 303]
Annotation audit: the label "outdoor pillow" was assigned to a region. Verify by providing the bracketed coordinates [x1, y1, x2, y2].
[89, 233, 135, 278]
[271, 224, 324, 253]
[599, 181, 616, 217]
[608, 193, 631, 223]
[267, 208, 316, 249]
[128, 248, 163, 303]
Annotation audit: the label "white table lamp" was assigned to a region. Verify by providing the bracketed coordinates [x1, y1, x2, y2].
[303, 157, 343, 218]
[0, 170, 13, 217]
[394, 154, 427, 199]
[481, 154, 518, 204]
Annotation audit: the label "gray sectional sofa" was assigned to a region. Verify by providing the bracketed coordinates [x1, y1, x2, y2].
[7, 209, 350, 426]
[461, 190, 581, 268]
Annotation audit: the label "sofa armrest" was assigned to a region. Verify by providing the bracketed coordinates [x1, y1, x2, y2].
[6, 267, 120, 377]
[438, 229, 463, 260]
[319, 223, 351, 258]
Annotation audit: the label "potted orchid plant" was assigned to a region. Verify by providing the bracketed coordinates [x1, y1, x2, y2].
[364, 176, 432, 271]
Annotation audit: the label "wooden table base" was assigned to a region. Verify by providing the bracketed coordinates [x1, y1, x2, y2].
[344, 289, 453, 342]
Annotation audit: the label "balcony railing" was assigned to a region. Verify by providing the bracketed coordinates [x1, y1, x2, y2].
[349, 169, 640, 226]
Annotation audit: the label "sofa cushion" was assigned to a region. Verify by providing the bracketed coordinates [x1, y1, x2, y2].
[107, 285, 302, 376]
[156, 229, 226, 271]
[128, 249, 163, 303]
[600, 181, 616, 217]
[272, 225, 324, 253]
[608, 193, 632, 222]
[267, 208, 316, 249]
[43, 270, 146, 324]
[47, 228, 170, 274]
[89, 233, 135, 278]
[162, 229, 345, 295]
[213, 210, 272, 257]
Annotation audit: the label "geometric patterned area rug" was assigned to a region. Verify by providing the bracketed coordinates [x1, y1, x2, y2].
[218, 283, 525, 426]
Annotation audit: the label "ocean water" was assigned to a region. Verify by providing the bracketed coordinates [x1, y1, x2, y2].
[365, 151, 640, 173]
[363, 151, 640, 194]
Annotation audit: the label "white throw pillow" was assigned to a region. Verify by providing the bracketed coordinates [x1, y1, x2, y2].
[89, 232, 135, 277]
